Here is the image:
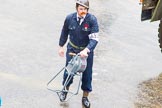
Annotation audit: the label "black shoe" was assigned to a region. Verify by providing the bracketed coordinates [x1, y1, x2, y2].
[59, 91, 67, 102]
[82, 97, 90, 108]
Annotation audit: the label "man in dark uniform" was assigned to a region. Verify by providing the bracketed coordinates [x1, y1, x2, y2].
[58, 0, 99, 107]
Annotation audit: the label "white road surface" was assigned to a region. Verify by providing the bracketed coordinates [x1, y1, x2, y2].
[0, 0, 162, 108]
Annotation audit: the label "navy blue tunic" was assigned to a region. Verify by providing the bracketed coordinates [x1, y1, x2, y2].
[59, 12, 99, 52]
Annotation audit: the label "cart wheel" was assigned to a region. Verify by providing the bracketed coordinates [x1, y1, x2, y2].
[158, 19, 162, 53]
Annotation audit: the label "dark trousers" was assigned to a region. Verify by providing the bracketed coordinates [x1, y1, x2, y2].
[62, 44, 93, 92]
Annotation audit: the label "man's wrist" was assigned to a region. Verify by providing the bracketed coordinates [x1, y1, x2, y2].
[85, 48, 90, 53]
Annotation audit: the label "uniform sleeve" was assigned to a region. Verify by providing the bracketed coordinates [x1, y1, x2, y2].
[59, 15, 70, 47]
[86, 15, 99, 52]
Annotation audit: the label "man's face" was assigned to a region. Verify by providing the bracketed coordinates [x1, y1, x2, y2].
[77, 5, 88, 17]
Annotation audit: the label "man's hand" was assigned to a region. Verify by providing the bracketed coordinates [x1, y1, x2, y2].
[58, 46, 64, 57]
[80, 48, 90, 58]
